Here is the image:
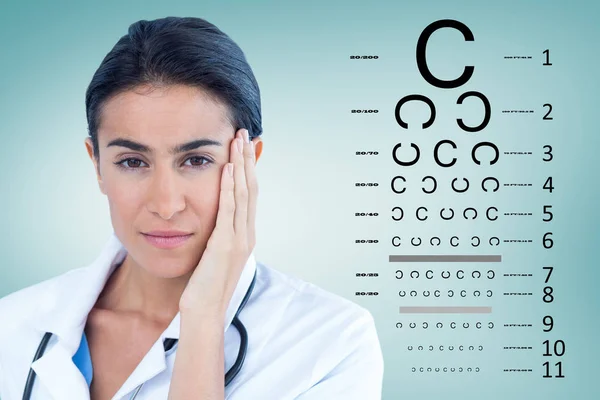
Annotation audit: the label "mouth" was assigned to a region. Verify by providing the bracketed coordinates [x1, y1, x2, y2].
[141, 232, 193, 249]
[143, 230, 193, 237]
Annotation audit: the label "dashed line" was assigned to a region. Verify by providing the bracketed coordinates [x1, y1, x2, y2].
[503, 183, 532, 186]
[503, 369, 533, 372]
[504, 324, 532, 327]
[503, 151, 532, 155]
[503, 273, 533, 277]
[503, 212, 533, 216]
[503, 56, 532, 59]
[503, 347, 533, 350]
[504, 292, 533, 296]
[503, 239, 533, 243]
[501, 110, 534, 113]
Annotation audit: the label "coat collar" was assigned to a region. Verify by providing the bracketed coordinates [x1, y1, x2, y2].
[28, 230, 257, 356]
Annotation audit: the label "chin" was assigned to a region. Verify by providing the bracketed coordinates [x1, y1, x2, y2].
[142, 258, 196, 279]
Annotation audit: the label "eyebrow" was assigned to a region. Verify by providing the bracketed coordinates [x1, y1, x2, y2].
[106, 137, 223, 155]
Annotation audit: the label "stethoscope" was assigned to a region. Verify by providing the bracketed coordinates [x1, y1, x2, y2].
[22, 269, 257, 400]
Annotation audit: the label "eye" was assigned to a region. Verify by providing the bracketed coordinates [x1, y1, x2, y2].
[114, 158, 148, 169]
[184, 156, 213, 169]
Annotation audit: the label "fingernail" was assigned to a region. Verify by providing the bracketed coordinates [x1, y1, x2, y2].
[228, 163, 234, 176]
[243, 129, 250, 143]
[237, 138, 243, 153]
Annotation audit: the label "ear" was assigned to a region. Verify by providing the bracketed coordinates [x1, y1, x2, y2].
[251, 137, 263, 164]
[84, 137, 106, 195]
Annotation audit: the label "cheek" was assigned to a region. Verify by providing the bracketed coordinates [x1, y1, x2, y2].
[190, 181, 221, 222]
[100, 165, 142, 208]
[105, 182, 142, 233]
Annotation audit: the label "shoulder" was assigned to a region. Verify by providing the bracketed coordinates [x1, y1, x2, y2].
[252, 261, 384, 397]
[0, 267, 87, 340]
[254, 260, 383, 365]
[256, 260, 374, 322]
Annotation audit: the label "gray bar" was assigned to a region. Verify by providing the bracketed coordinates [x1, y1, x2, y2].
[400, 306, 492, 314]
[389, 255, 501, 262]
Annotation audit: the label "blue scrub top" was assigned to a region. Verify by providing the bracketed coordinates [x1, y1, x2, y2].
[72, 330, 93, 387]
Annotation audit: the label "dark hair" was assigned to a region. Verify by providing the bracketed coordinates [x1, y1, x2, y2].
[85, 16, 262, 161]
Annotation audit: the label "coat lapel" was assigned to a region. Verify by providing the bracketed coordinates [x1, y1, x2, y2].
[30, 338, 92, 399]
[25, 232, 127, 399]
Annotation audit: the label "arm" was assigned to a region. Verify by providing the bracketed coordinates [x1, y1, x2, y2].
[167, 311, 225, 400]
[294, 311, 384, 400]
[168, 128, 257, 399]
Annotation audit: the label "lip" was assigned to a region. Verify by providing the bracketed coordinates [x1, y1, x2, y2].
[144, 230, 193, 237]
[142, 232, 193, 249]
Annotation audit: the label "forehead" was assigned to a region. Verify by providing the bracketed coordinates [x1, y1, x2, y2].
[98, 84, 233, 145]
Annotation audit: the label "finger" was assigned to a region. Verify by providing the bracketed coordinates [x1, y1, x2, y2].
[213, 161, 235, 238]
[233, 129, 248, 241]
[244, 131, 258, 249]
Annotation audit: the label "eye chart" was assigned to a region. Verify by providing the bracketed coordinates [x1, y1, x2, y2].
[338, 4, 598, 400]
[0, 1, 597, 399]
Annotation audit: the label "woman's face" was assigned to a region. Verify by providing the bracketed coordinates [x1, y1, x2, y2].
[84, 84, 259, 279]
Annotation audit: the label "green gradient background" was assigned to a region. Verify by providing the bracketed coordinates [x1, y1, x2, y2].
[1, 0, 598, 399]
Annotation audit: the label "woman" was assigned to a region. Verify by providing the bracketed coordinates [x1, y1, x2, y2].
[0, 16, 384, 399]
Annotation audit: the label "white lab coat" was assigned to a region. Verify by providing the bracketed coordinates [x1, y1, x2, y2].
[0, 232, 384, 399]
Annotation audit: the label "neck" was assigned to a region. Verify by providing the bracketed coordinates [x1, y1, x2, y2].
[97, 254, 189, 324]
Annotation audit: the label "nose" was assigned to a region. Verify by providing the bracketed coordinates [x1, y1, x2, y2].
[145, 167, 186, 220]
